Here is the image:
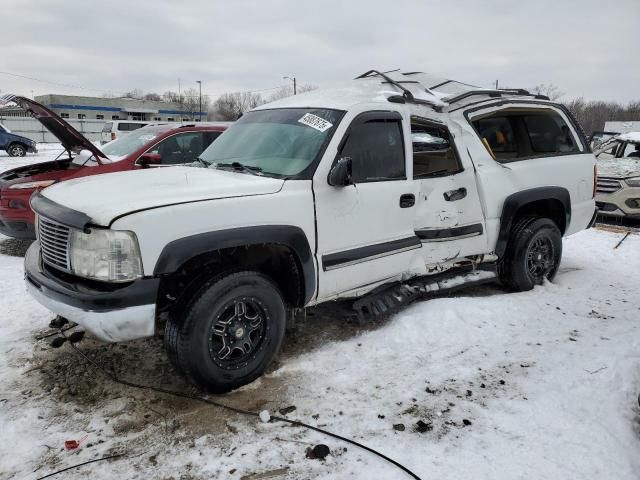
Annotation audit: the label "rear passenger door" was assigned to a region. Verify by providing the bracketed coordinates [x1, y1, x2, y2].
[410, 117, 487, 265]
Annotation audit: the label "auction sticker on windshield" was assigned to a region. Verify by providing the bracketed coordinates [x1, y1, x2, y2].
[298, 113, 333, 132]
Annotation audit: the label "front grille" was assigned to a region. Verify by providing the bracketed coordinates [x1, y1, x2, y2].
[38, 216, 71, 272]
[596, 177, 623, 194]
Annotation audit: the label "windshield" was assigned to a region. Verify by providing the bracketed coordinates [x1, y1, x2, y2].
[101, 130, 160, 159]
[199, 108, 344, 177]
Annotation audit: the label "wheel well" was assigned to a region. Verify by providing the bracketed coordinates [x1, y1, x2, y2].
[514, 198, 567, 234]
[156, 243, 305, 319]
[496, 189, 570, 259]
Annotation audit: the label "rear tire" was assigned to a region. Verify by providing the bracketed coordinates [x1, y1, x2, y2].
[167, 270, 286, 393]
[7, 143, 26, 157]
[498, 217, 562, 291]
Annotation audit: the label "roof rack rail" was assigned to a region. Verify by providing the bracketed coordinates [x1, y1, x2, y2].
[446, 89, 550, 104]
[355, 69, 442, 110]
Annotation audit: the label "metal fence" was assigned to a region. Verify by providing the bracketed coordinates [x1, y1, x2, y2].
[0, 117, 105, 143]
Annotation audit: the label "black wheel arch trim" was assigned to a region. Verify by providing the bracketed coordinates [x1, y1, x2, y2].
[496, 186, 571, 258]
[153, 225, 316, 304]
[416, 223, 483, 241]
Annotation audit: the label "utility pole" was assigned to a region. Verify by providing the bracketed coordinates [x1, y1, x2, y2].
[196, 80, 202, 121]
[495, 80, 499, 90]
[284, 76, 297, 95]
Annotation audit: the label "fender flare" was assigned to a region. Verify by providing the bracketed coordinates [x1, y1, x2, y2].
[495, 187, 571, 258]
[153, 225, 316, 304]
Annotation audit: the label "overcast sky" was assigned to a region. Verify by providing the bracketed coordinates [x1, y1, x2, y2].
[1, 0, 638, 103]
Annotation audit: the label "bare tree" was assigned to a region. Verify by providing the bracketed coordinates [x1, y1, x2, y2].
[531, 83, 564, 101]
[163, 90, 184, 104]
[564, 98, 640, 135]
[267, 84, 318, 103]
[143, 92, 162, 101]
[210, 92, 265, 121]
[123, 88, 144, 99]
[180, 87, 210, 120]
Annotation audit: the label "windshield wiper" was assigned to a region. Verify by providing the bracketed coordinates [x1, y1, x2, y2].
[191, 157, 209, 168]
[214, 162, 263, 175]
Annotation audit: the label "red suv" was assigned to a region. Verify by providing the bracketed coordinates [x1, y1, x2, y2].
[0, 95, 228, 239]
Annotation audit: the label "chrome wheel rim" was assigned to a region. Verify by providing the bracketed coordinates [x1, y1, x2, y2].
[10, 145, 25, 157]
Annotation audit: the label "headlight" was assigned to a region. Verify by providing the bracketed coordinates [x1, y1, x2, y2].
[626, 177, 640, 187]
[9, 180, 56, 190]
[69, 229, 143, 282]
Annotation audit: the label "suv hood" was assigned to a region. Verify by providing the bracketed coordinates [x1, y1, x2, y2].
[0, 94, 107, 161]
[39, 166, 285, 226]
[597, 157, 640, 179]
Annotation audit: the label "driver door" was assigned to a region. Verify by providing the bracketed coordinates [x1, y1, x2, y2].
[314, 111, 421, 299]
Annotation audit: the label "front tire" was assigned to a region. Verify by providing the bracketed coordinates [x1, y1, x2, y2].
[167, 271, 286, 393]
[498, 217, 562, 291]
[7, 143, 27, 157]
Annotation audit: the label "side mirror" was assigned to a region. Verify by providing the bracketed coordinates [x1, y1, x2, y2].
[138, 152, 162, 167]
[328, 157, 353, 186]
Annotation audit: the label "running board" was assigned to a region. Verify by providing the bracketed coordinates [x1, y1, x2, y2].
[352, 265, 497, 323]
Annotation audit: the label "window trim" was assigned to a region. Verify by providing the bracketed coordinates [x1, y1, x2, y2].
[410, 115, 464, 179]
[464, 101, 589, 165]
[331, 110, 407, 184]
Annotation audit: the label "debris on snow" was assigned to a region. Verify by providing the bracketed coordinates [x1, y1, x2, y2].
[259, 410, 271, 423]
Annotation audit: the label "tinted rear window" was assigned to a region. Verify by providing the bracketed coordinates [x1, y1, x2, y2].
[118, 123, 147, 131]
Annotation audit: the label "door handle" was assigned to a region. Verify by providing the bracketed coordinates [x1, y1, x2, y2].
[443, 188, 467, 202]
[399, 193, 415, 208]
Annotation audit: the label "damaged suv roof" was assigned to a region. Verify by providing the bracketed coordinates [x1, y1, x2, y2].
[259, 70, 549, 113]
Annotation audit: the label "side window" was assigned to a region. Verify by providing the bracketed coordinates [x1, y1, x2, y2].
[147, 132, 203, 164]
[474, 116, 519, 160]
[473, 108, 581, 162]
[340, 118, 405, 182]
[202, 131, 222, 151]
[411, 120, 462, 178]
[523, 114, 579, 154]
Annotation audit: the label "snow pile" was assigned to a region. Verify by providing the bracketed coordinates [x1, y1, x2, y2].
[0, 228, 638, 479]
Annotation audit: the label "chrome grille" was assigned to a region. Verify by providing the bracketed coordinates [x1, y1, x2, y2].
[596, 177, 623, 194]
[37, 216, 71, 271]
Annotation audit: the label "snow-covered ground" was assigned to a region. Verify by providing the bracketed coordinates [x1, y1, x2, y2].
[0, 145, 639, 479]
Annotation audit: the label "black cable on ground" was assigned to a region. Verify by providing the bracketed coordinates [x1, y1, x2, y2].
[35, 454, 123, 480]
[59, 331, 422, 480]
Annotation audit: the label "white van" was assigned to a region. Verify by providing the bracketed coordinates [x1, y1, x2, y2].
[101, 121, 156, 144]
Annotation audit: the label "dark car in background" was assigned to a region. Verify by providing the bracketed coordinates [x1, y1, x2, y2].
[0, 95, 229, 239]
[0, 123, 37, 157]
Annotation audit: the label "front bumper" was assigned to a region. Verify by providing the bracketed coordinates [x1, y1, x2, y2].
[24, 242, 159, 342]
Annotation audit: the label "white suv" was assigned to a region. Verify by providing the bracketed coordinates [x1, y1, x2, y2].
[25, 71, 597, 392]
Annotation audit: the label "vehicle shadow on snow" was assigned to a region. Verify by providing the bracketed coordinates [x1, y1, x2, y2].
[0, 237, 32, 257]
